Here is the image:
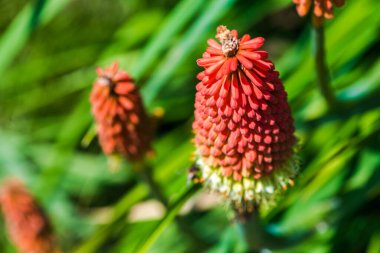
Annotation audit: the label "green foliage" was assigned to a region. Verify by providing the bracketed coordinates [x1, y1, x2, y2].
[0, 0, 379, 252]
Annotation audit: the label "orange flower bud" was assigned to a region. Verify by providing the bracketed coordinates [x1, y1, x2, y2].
[90, 63, 152, 161]
[0, 179, 61, 253]
[293, 0, 346, 26]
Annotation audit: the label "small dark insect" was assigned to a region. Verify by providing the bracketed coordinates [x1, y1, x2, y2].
[188, 164, 204, 184]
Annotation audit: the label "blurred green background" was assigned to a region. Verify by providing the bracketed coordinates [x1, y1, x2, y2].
[0, 0, 380, 252]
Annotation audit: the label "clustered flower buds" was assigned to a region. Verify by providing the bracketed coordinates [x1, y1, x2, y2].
[293, 0, 345, 26]
[90, 63, 152, 161]
[0, 179, 60, 253]
[192, 26, 299, 212]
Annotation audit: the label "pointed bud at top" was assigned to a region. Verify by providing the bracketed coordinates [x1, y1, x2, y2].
[0, 179, 61, 253]
[90, 62, 153, 161]
[216, 25, 240, 57]
[192, 26, 299, 212]
[293, 0, 346, 26]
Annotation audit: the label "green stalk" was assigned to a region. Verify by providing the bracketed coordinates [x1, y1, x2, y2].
[132, 161, 168, 205]
[132, 162, 210, 251]
[136, 184, 201, 253]
[313, 25, 336, 110]
[236, 210, 312, 251]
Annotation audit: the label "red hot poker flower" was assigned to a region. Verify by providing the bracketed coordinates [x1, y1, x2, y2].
[293, 0, 345, 26]
[192, 26, 299, 211]
[0, 179, 61, 253]
[90, 63, 152, 161]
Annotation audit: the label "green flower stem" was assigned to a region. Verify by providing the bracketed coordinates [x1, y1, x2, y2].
[136, 184, 201, 253]
[236, 210, 312, 251]
[132, 162, 210, 251]
[313, 25, 336, 110]
[132, 161, 168, 205]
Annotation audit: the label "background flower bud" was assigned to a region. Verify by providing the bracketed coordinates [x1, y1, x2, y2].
[293, 0, 346, 26]
[0, 179, 61, 253]
[90, 63, 152, 161]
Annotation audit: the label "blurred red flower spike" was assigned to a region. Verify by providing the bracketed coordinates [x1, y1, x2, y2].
[0, 179, 61, 253]
[90, 63, 152, 161]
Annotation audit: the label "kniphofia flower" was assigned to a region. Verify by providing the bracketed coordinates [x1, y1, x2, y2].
[90, 63, 152, 161]
[192, 26, 298, 211]
[293, 0, 345, 25]
[0, 179, 61, 253]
